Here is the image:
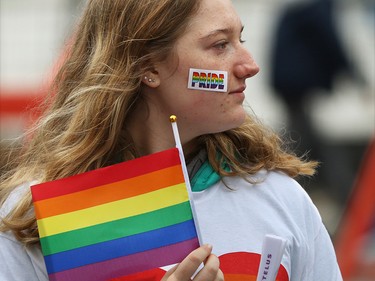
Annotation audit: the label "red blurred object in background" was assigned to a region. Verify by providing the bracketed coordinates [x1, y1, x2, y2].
[335, 138, 375, 281]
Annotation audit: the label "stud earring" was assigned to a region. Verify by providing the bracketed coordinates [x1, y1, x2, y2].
[144, 76, 154, 83]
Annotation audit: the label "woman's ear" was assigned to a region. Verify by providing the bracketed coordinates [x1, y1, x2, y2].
[142, 69, 160, 88]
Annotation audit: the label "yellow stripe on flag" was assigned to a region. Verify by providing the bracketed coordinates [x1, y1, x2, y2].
[37, 183, 188, 237]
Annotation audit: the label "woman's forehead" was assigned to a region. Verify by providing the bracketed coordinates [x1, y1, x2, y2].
[186, 0, 242, 37]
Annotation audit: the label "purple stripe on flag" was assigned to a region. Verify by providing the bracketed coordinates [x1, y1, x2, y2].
[48, 238, 199, 281]
[45, 220, 197, 273]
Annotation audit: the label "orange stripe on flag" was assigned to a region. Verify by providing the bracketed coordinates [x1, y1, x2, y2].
[34, 165, 184, 219]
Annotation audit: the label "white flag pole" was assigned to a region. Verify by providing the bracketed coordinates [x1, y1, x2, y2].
[170, 115, 203, 246]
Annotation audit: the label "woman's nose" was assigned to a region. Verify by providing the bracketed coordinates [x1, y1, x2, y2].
[234, 47, 260, 79]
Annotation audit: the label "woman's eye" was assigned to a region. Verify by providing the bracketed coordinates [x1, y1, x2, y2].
[214, 41, 229, 50]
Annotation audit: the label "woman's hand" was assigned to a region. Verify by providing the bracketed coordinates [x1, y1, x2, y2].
[161, 244, 224, 281]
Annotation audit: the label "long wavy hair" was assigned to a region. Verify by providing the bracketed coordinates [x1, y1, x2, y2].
[0, 0, 316, 245]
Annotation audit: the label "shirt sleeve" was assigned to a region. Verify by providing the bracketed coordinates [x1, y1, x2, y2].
[0, 232, 48, 281]
[308, 222, 343, 281]
[283, 178, 343, 281]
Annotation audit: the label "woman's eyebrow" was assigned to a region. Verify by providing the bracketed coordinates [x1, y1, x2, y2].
[199, 25, 244, 41]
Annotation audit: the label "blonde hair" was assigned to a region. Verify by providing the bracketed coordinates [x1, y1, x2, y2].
[1, 0, 316, 245]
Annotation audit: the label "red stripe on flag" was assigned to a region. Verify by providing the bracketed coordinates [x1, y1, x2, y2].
[31, 148, 180, 201]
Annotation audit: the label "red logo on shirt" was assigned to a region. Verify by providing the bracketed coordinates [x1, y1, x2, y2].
[110, 252, 289, 281]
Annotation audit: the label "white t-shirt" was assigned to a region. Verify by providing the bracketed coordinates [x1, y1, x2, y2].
[0, 171, 342, 280]
[191, 170, 342, 280]
[0, 183, 48, 281]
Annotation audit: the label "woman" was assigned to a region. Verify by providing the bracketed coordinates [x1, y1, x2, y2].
[0, 0, 342, 280]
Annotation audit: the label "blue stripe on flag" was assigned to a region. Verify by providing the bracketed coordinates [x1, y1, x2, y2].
[44, 220, 197, 274]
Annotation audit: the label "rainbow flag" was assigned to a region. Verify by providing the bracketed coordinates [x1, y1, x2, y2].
[31, 148, 199, 281]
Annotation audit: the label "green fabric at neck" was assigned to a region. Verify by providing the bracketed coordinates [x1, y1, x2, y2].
[190, 160, 221, 192]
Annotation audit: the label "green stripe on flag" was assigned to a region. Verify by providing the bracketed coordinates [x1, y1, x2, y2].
[40, 201, 193, 256]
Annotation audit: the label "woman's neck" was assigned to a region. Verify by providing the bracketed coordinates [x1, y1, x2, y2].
[126, 102, 181, 156]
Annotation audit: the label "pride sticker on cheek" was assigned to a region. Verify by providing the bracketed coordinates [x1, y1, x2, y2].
[188, 68, 228, 93]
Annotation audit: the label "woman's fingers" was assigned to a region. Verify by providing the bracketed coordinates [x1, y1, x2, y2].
[173, 244, 213, 279]
[161, 264, 179, 280]
[193, 253, 223, 281]
[162, 244, 217, 281]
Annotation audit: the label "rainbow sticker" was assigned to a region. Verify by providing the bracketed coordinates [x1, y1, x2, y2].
[188, 68, 228, 92]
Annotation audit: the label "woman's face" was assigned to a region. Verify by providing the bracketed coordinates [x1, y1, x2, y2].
[151, 0, 259, 139]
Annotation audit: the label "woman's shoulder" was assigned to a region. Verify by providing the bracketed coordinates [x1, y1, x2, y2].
[256, 170, 314, 201]
[0, 182, 32, 218]
[0, 182, 47, 281]
[0, 230, 47, 281]
[224, 170, 312, 199]
[220, 170, 322, 226]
